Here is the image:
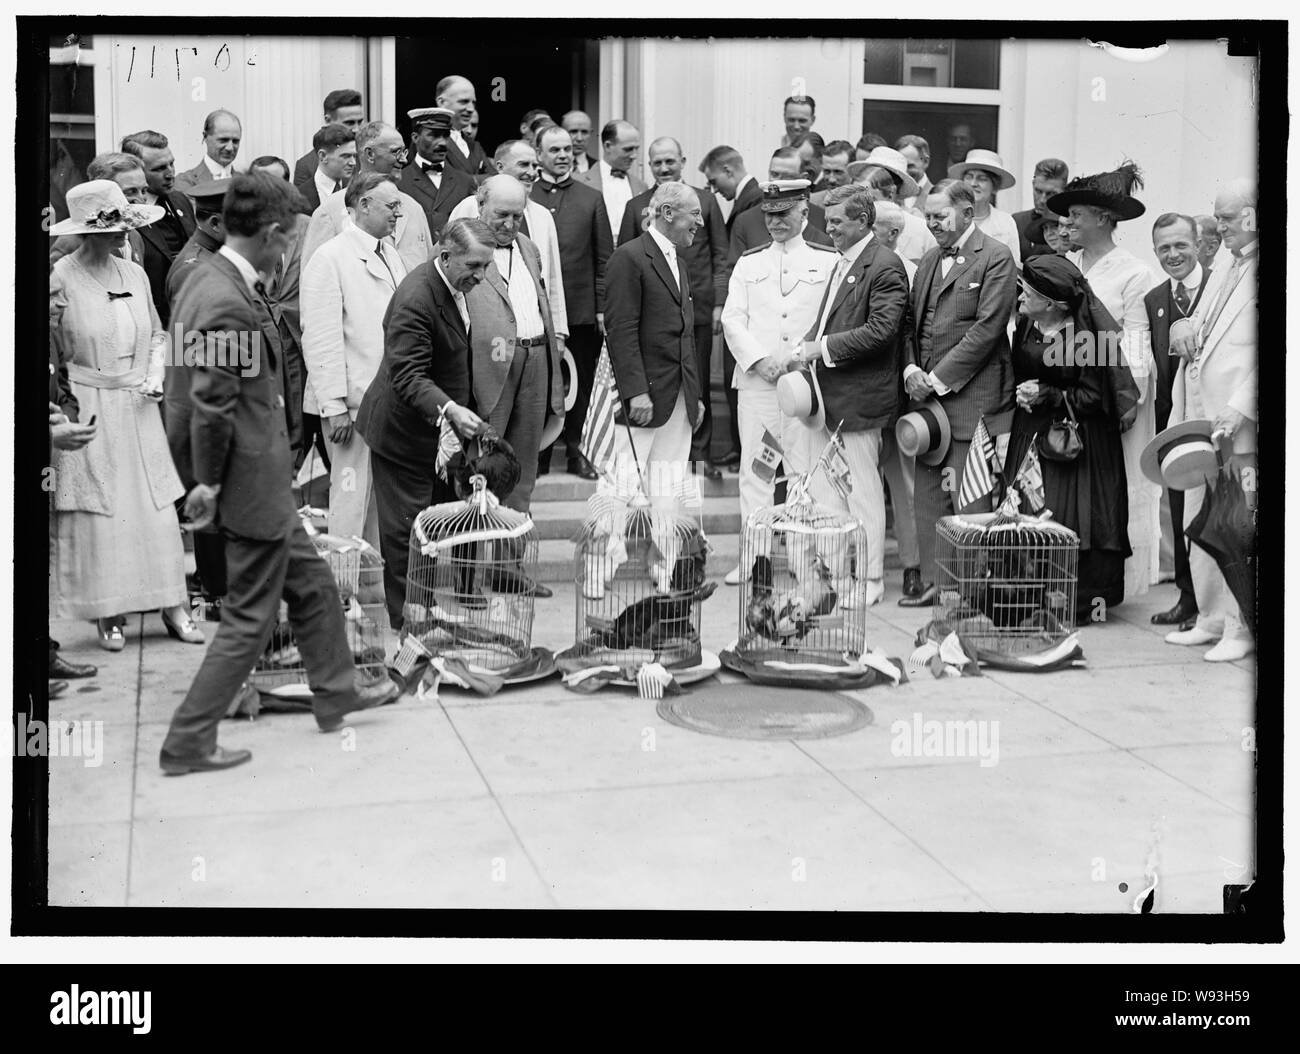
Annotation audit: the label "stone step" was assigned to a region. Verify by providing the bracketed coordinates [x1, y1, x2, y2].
[533, 469, 740, 502]
[532, 533, 901, 583]
[527, 497, 744, 541]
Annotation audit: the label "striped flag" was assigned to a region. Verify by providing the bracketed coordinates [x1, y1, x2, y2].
[958, 416, 998, 510]
[751, 427, 784, 484]
[1012, 444, 1046, 513]
[818, 429, 853, 502]
[581, 344, 620, 475]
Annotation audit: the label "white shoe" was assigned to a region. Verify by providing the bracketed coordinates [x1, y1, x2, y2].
[724, 566, 742, 586]
[1165, 626, 1220, 646]
[864, 579, 885, 607]
[1204, 637, 1254, 662]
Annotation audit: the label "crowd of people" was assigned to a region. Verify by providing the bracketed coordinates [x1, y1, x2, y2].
[46, 79, 1258, 773]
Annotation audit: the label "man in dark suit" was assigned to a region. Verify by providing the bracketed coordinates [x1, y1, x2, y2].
[617, 137, 729, 478]
[786, 185, 909, 607]
[174, 109, 243, 191]
[293, 123, 357, 215]
[161, 173, 398, 775]
[534, 125, 614, 479]
[899, 179, 1017, 607]
[292, 88, 366, 186]
[120, 130, 198, 326]
[355, 218, 497, 628]
[397, 107, 476, 241]
[604, 182, 704, 496]
[578, 120, 647, 244]
[1012, 157, 1069, 263]
[436, 75, 492, 177]
[1146, 211, 1211, 630]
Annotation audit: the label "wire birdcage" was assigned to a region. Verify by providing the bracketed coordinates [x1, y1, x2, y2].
[736, 475, 868, 664]
[249, 529, 389, 692]
[402, 475, 539, 672]
[567, 480, 715, 671]
[935, 512, 1079, 657]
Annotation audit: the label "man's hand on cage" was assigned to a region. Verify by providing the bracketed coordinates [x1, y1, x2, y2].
[446, 403, 489, 437]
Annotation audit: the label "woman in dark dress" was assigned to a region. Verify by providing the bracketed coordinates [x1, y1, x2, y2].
[1006, 254, 1141, 621]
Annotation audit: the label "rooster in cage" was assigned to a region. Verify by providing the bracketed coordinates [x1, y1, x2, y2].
[745, 552, 838, 643]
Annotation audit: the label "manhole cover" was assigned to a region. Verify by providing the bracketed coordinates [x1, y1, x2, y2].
[656, 684, 873, 740]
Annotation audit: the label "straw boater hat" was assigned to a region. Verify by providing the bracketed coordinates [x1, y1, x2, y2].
[895, 398, 952, 467]
[48, 179, 163, 237]
[1140, 419, 1221, 491]
[777, 364, 827, 431]
[1046, 160, 1146, 221]
[847, 146, 919, 198]
[947, 148, 1017, 190]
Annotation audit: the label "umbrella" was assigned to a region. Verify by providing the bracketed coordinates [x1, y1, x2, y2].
[1184, 459, 1256, 638]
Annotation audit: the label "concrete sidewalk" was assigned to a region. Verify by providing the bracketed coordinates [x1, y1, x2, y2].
[45, 571, 1254, 913]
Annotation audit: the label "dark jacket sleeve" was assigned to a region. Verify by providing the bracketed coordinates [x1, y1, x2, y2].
[188, 296, 253, 489]
[385, 287, 455, 422]
[594, 197, 613, 311]
[603, 248, 648, 400]
[931, 246, 1017, 393]
[617, 197, 639, 247]
[704, 194, 729, 309]
[823, 255, 909, 364]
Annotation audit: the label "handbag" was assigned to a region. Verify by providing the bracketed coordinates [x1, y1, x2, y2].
[1037, 390, 1084, 462]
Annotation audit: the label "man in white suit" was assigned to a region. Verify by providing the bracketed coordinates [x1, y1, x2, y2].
[301, 121, 432, 275]
[300, 172, 409, 546]
[579, 120, 647, 241]
[1166, 178, 1257, 662]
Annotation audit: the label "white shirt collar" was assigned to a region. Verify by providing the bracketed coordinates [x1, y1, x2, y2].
[315, 167, 342, 204]
[218, 244, 261, 293]
[648, 223, 676, 261]
[599, 159, 627, 183]
[202, 155, 233, 180]
[1235, 239, 1258, 260]
[776, 231, 806, 252]
[951, 222, 977, 253]
[840, 230, 874, 265]
[434, 257, 464, 302]
[1169, 262, 1203, 292]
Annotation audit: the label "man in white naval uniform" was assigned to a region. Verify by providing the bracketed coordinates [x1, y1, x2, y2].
[721, 179, 837, 585]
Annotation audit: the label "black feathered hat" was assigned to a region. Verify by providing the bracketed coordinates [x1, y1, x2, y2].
[1046, 160, 1146, 221]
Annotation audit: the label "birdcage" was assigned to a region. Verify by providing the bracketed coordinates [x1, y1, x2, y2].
[563, 481, 715, 672]
[735, 475, 869, 664]
[249, 529, 389, 693]
[401, 474, 539, 673]
[934, 512, 1079, 657]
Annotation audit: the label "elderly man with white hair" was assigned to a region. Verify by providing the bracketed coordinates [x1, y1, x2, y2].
[449, 139, 567, 336]
[1164, 177, 1258, 662]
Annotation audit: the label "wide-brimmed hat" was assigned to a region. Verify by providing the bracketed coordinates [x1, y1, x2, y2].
[48, 179, 163, 236]
[847, 147, 919, 198]
[777, 365, 826, 431]
[1046, 161, 1146, 222]
[1140, 419, 1220, 490]
[895, 398, 952, 467]
[948, 148, 1017, 190]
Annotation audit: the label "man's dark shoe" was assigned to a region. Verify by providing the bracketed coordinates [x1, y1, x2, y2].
[49, 680, 69, 698]
[1151, 598, 1199, 625]
[160, 745, 253, 775]
[316, 677, 401, 733]
[898, 583, 940, 607]
[50, 652, 98, 679]
[537, 456, 551, 477]
[567, 456, 599, 480]
[714, 449, 741, 467]
[902, 567, 923, 598]
[694, 460, 722, 480]
[1178, 616, 1196, 632]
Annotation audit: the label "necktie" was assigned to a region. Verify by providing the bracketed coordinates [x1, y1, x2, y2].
[253, 279, 270, 309]
[423, 159, 444, 174]
[816, 258, 847, 339]
[942, 244, 960, 257]
[376, 241, 396, 285]
[609, 168, 627, 179]
[106, 290, 133, 301]
[333, 179, 343, 193]
[1173, 280, 1190, 316]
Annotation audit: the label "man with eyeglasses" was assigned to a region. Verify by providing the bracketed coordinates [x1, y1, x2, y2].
[301, 121, 432, 274]
[301, 172, 409, 547]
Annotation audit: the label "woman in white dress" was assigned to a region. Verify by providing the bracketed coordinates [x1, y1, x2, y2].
[949, 149, 1023, 270]
[49, 180, 203, 651]
[1048, 163, 1161, 602]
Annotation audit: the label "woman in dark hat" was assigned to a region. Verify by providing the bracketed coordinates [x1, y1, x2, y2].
[1048, 161, 1161, 602]
[1006, 255, 1141, 621]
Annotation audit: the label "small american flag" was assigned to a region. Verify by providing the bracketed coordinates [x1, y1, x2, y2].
[1012, 444, 1046, 513]
[581, 344, 620, 476]
[819, 429, 853, 501]
[751, 427, 784, 484]
[958, 416, 998, 511]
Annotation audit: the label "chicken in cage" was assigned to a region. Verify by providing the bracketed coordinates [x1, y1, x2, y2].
[399, 472, 547, 691]
[934, 511, 1079, 658]
[249, 528, 389, 696]
[559, 481, 717, 676]
[734, 475, 868, 666]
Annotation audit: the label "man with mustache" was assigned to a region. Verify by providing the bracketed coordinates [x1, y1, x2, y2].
[397, 107, 476, 240]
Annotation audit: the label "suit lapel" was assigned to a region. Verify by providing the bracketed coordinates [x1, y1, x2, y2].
[429, 267, 468, 343]
[210, 252, 279, 371]
[643, 233, 681, 303]
[940, 227, 983, 293]
[827, 239, 876, 320]
[1200, 261, 1254, 362]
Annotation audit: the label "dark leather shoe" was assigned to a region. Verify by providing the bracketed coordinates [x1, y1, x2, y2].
[160, 745, 253, 775]
[49, 680, 68, 698]
[694, 460, 722, 480]
[898, 583, 940, 607]
[567, 456, 599, 480]
[1178, 616, 1197, 632]
[902, 567, 923, 598]
[715, 449, 741, 467]
[316, 677, 401, 733]
[1151, 598, 1199, 625]
[49, 652, 98, 679]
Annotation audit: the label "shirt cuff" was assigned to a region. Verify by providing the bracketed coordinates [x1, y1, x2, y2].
[929, 371, 952, 396]
[903, 364, 923, 381]
[819, 337, 834, 367]
[318, 399, 348, 418]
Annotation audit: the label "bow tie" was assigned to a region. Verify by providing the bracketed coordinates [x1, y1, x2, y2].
[106, 290, 133, 300]
[942, 245, 961, 258]
[609, 168, 627, 179]
[421, 159, 444, 173]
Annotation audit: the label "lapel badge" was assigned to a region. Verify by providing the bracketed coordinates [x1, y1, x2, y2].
[276, 394, 285, 408]
[1157, 307, 1165, 318]
[846, 275, 856, 285]
[956, 256, 965, 265]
